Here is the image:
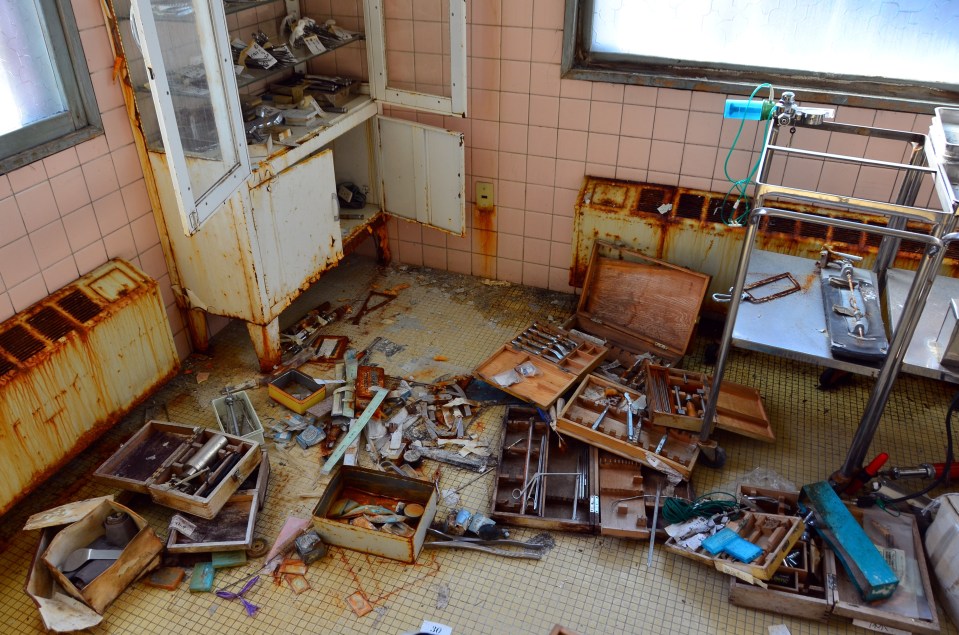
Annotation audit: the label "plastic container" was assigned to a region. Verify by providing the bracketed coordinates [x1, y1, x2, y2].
[724, 99, 770, 120]
[924, 493, 959, 628]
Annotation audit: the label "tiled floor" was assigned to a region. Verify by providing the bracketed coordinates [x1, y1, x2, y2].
[1, 253, 957, 634]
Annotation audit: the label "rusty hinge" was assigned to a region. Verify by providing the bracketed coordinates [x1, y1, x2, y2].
[189, 209, 200, 231]
[653, 341, 668, 350]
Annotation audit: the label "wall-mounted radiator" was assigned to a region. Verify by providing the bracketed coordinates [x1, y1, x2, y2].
[0, 259, 179, 515]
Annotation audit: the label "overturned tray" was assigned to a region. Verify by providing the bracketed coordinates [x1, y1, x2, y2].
[93, 420, 261, 520]
[166, 493, 258, 553]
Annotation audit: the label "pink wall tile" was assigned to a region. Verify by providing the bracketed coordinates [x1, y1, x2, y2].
[556, 130, 587, 161]
[447, 249, 472, 275]
[558, 99, 590, 131]
[72, 0, 106, 29]
[690, 91, 726, 113]
[497, 257, 523, 283]
[8, 274, 48, 313]
[422, 227, 448, 248]
[500, 123, 529, 154]
[470, 57, 500, 90]
[0, 197, 26, 248]
[49, 167, 92, 217]
[815, 162, 859, 197]
[76, 136, 109, 163]
[82, 155, 120, 201]
[620, 105, 654, 139]
[678, 175, 711, 191]
[652, 108, 689, 143]
[112, 145, 144, 188]
[471, 25, 502, 59]
[524, 211, 551, 240]
[853, 166, 894, 202]
[616, 167, 647, 183]
[781, 157, 824, 191]
[0, 237, 41, 288]
[498, 207, 525, 235]
[130, 214, 161, 254]
[386, 18, 415, 51]
[498, 233, 523, 258]
[525, 184, 553, 213]
[502, 26, 532, 61]
[680, 144, 719, 179]
[498, 181, 526, 209]
[523, 236, 550, 264]
[835, 106, 876, 126]
[472, 253, 496, 279]
[549, 239, 571, 266]
[591, 83, 624, 104]
[589, 101, 623, 135]
[559, 78, 591, 100]
[503, 0, 534, 26]
[16, 183, 59, 233]
[553, 187, 579, 217]
[585, 133, 619, 165]
[29, 220, 71, 269]
[102, 107, 135, 151]
[500, 92, 531, 124]
[530, 62, 561, 97]
[397, 218, 424, 242]
[471, 89, 501, 121]
[78, 26, 114, 72]
[42, 147, 80, 178]
[0, 293, 13, 321]
[586, 162, 616, 179]
[471, 148, 499, 179]
[471, 120, 500, 151]
[501, 60, 532, 93]
[529, 95, 559, 127]
[647, 170, 679, 187]
[618, 137, 650, 170]
[0, 175, 10, 199]
[530, 28, 562, 63]
[397, 241, 424, 266]
[532, 0, 565, 29]
[103, 226, 137, 261]
[526, 156, 556, 186]
[41, 256, 80, 293]
[93, 191, 129, 236]
[8, 163, 47, 193]
[499, 152, 528, 183]
[624, 85, 657, 106]
[528, 126, 558, 158]
[121, 180, 153, 222]
[62, 205, 100, 252]
[554, 160, 586, 190]
[548, 266, 574, 292]
[551, 215, 573, 243]
[522, 261, 549, 288]
[472, 0, 502, 25]
[648, 140, 683, 174]
[138, 244, 168, 281]
[423, 245, 448, 269]
[656, 88, 691, 110]
[685, 111, 722, 147]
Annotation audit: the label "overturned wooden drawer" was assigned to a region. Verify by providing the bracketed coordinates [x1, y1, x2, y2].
[166, 493, 258, 553]
[490, 405, 694, 539]
[475, 324, 608, 409]
[556, 374, 699, 480]
[93, 420, 261, 520]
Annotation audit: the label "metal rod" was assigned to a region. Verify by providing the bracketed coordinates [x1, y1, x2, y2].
[647, 483, 662, 567]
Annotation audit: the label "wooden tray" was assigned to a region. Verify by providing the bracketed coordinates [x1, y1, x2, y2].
[556, 374, 699, 480]
[93, 421, 261, 520]
[166, 493, 258, 553]
[490, 406, 691, 539]
[646, 362, 774, 442]
[665, 511, 804, 583]
[475, 328, 606, 409]
[563, 240, 710, 390]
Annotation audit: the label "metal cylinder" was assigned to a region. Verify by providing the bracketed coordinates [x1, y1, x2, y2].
[103, 511, 138, 547]
[183, 434, 228, 477]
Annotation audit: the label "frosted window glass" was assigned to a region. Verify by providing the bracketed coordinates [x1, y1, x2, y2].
[591, 0, 959, 86]
[0, 1, 66, 135]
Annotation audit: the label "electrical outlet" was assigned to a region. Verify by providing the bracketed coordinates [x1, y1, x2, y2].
[476, 182, 493, 210]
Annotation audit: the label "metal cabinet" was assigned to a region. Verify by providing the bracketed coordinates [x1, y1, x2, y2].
[108, 0, 467, 370]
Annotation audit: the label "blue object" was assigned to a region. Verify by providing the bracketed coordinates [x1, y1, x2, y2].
[802, 481, 899, 601]
[189, 562, 215, 593]
[724, 99, 767, 120]
[295, 424, 325, 449]
[701, 527, 761, 563]
[702, 527, 739, 555]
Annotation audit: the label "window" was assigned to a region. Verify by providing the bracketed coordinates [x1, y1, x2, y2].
[0, 0, 102, 174]
[562, 0, 959, 111]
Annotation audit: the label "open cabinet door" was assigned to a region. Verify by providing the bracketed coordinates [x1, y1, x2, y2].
[366, 0, 467, 116]
[376, 117, 465, 236]
[130, 0, 250, 235]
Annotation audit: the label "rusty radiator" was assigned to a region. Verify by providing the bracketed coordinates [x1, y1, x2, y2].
[0, 259, 179, 515]
[571, 177, 959, 315]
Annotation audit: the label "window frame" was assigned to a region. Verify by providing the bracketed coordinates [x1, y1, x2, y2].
[0, 0, 103, 175]
[561, 0, 959, 114]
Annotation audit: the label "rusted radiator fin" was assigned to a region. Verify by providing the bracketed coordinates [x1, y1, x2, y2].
[27, 306, 77, 342]
[57, 289, 103, 323]
[0, 354, 15, 377]
[0, 324, 47, 362]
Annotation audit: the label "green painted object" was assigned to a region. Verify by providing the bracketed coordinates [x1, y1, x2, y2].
[189, 562, 215, 593]
[212, 550, 248, 569]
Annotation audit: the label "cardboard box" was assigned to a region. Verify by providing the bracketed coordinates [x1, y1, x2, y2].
[93, 420, 261, 520]
[33, 499, 163, 614]
[268, 370, 327, 415]
[312, 466, 436, 563]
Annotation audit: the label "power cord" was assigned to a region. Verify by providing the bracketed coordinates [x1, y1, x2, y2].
[661, 491, 740, 525]
[719, 82, 774, 226]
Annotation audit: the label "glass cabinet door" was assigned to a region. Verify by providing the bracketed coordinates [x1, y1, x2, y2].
[366, 0, 466, 116]
[130, 0, 250, 234]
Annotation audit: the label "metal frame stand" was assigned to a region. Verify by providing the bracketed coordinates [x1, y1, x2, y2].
[699, 114, 959, 483]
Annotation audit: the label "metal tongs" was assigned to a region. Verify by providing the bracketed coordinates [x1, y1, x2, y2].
[423, 528, 550, 560]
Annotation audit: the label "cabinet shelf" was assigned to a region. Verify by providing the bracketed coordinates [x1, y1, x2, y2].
[224, 0, 282, 15]
[235, 33, 364, 89]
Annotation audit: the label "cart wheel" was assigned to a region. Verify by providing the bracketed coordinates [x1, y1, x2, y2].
[246, 537, 268, 559]
[818, 368, 852, 390]
[698, 445, 727, 469]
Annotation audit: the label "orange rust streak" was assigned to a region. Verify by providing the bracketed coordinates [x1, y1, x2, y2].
[473, 205, 496, 279]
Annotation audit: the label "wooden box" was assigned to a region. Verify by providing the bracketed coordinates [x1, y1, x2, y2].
[645, 363, 774, 442]
[475, 325, 608, 409]
[563, 240, 710, 390]
[39, 499, 163, 614]
[238, 448, 270, 511]
[312, 466, 437, 564]
[166, 493, 258, 553]
[729, 508, 940, 634]
[93, 421, 262, 520]
[738, 484, 800, 516]
[665, 511, 804, 583]
[555, 374, 700, 480]
[268, 370, 327, 415]
[490, 406, 692, 539]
